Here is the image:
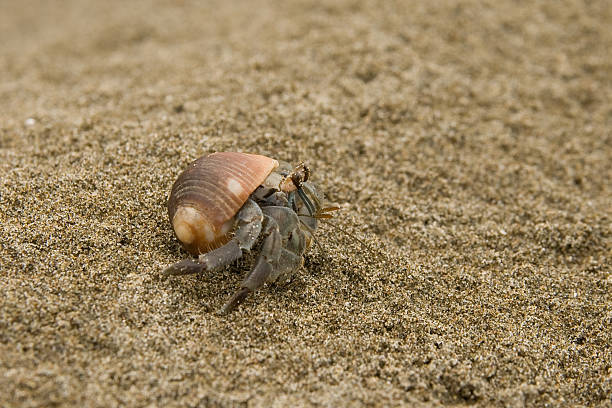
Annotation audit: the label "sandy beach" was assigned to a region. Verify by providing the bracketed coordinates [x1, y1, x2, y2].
[1, 0, 610, 406]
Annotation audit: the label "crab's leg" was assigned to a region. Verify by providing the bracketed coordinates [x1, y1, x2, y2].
[262, 206, 306, 283]
[219, 214, 282, 314]
[162, 199, 263, 276]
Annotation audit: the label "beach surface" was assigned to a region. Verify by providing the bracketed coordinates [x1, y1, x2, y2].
[1, 1, 610, 406]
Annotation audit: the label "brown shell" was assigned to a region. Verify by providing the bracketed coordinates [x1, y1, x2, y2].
[168, 152, 279, 255]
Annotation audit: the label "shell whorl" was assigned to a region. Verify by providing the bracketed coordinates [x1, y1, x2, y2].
[168, 152, 278, 255]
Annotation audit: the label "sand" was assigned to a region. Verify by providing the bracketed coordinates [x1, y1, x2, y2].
[1, 0, 610, 406]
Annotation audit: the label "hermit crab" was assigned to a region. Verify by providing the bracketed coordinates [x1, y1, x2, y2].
[162, 152, 336, 314]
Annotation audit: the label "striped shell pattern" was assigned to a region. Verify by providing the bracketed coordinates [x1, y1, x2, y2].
[168, 152, 279, 255]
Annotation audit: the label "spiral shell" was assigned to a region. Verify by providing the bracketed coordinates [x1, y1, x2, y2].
[168, 152, 279, 255]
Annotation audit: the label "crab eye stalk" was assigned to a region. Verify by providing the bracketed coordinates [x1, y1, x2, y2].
[279, 162, 310, 193]
[290, 162, 310, 187]
[282, 162, 315, 216]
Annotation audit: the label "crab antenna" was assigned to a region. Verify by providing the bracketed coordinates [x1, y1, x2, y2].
[300, 208, 378, 258]
[318, 217, 376, 255]
[298, 218, 324, 252]
[297, 187, 316, 216]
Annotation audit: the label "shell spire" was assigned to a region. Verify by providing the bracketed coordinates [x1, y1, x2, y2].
[168, 152, 278, 255]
